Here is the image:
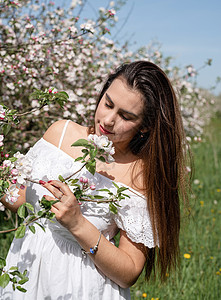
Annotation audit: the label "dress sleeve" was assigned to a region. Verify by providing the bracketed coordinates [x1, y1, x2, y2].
[113, 189, 159, 248]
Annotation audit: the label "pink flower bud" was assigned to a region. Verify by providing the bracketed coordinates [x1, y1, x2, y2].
[90, 185, 96, 190]
[11, 168, 19, 176]
[83, 177, 88, 183]
[5, 153, 9, 158]
[11, 179, 17, 184]
[80, 177, 88, 183]
[48, 89, 52, 93]
[20, 184, 25, 190]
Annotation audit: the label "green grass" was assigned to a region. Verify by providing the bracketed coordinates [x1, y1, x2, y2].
[130, 117, 221, 300]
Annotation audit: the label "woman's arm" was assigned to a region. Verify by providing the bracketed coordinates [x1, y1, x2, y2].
[42, 180, 147, 288]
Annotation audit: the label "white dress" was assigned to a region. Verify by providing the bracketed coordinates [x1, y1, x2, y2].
[1, 125, 157, 300]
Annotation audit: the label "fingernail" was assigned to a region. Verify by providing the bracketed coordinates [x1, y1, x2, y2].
[39, 180, 46, 185]
[48, 180, 53, 183]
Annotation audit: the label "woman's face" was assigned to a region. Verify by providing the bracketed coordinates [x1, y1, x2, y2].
[94, 78, 144, 153]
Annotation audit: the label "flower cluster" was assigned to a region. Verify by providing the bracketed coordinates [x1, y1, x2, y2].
[1, 152, 32, 204]
[88, 134, 115, 163]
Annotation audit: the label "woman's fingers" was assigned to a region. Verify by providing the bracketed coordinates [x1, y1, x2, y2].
[46, 180, 73, 197]
[42, 183, 83, 231]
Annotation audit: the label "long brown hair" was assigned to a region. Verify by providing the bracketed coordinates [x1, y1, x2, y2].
[94, 61, 191, 281]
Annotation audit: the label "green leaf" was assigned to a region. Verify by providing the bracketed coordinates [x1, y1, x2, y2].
[56, 91, 69, 98]
[89, 148, 97, 160]
[46, 212, 55, 219]
[113, 202, 121, 207]
[9, 266, 18, 271]
[35, 222, 46, 232]
[18, 278, 29, 285]
[26, 215, 36, 223]
[40, 198, 57, 210]
[51, 200, 59, 205]
[24, 203, 34, 212]
[16, 286, 27, 293]
[3, 124, 11, 136]
[97, 189, 110, 193]
[17, 205, 26, 219]
[12, 277, 17, 284]
[93, 195, 104, 199]
[15, 224, 26, 239]
[0, 257, 6, 270]
[122, 193, 130, 198]
[9, 270, 20, 277]
[81, 149, 88, 153]
[3, 181, 9, 190]
[9, 157, 17, 162]
[117, 187, 128, 193]
[112, 182, 119, 189]
[58, 175, 65, 182]
[68, 179, 79, 185]
[75, 156, 83, 161]
[86, 160, 96, 175]
[71, 139, 89, 147]
[97, 156, 106, 162]
[0, 273, 10, 288]
[29, 225, 35, 234]
[109, 203, 118, 214]
[37, 211, 45, 217]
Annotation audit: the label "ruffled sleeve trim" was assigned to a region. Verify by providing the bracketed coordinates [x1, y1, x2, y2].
[113, 188, 159, 248]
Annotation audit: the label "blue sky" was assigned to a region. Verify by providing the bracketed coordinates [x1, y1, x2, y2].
[81, 0, 221, 95]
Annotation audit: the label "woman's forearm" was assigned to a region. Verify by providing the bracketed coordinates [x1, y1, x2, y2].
[70, 216, 146, 288]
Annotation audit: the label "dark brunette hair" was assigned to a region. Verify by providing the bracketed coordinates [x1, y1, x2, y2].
[95, 61, 191, 281]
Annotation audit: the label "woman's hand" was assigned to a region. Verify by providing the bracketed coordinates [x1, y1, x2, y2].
[42, 180, 85, 233]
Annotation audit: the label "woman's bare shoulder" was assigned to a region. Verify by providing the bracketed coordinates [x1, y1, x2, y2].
[43, 120, 86, 147]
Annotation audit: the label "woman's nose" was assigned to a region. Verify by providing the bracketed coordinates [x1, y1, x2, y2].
[103, 111, 116, 127]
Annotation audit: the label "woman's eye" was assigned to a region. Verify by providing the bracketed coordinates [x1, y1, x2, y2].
[120, 114, 131, 121]
[105, 102, 112, 108]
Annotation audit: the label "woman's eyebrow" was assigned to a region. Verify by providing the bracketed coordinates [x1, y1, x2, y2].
[106, 93, 138, 118]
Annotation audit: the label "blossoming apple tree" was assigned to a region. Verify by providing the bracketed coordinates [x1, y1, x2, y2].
[0, 0, 214, 155]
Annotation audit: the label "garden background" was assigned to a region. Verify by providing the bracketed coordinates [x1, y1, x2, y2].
[0, 0, 220, 299]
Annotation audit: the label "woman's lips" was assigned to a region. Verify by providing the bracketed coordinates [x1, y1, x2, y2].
[99, 124, 113, 134]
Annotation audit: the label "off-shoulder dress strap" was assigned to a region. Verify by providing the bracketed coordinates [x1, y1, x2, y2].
[58, 120, 71, 149]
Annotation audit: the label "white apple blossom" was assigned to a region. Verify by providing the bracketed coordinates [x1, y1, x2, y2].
[14, 100, 23, 107]
[76, 103, 85, 115]
[0, 134, 4, 147]
[12, 152, 33, 187]
[80, 21, 95, 34]
[5, 184, 20, 204]
[0, 202, 5, 211]
[88, 134, 115, 162]
[3, 160, 13, 168]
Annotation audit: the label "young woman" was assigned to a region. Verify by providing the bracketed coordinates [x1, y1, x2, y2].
[0, 61, 190, 299]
